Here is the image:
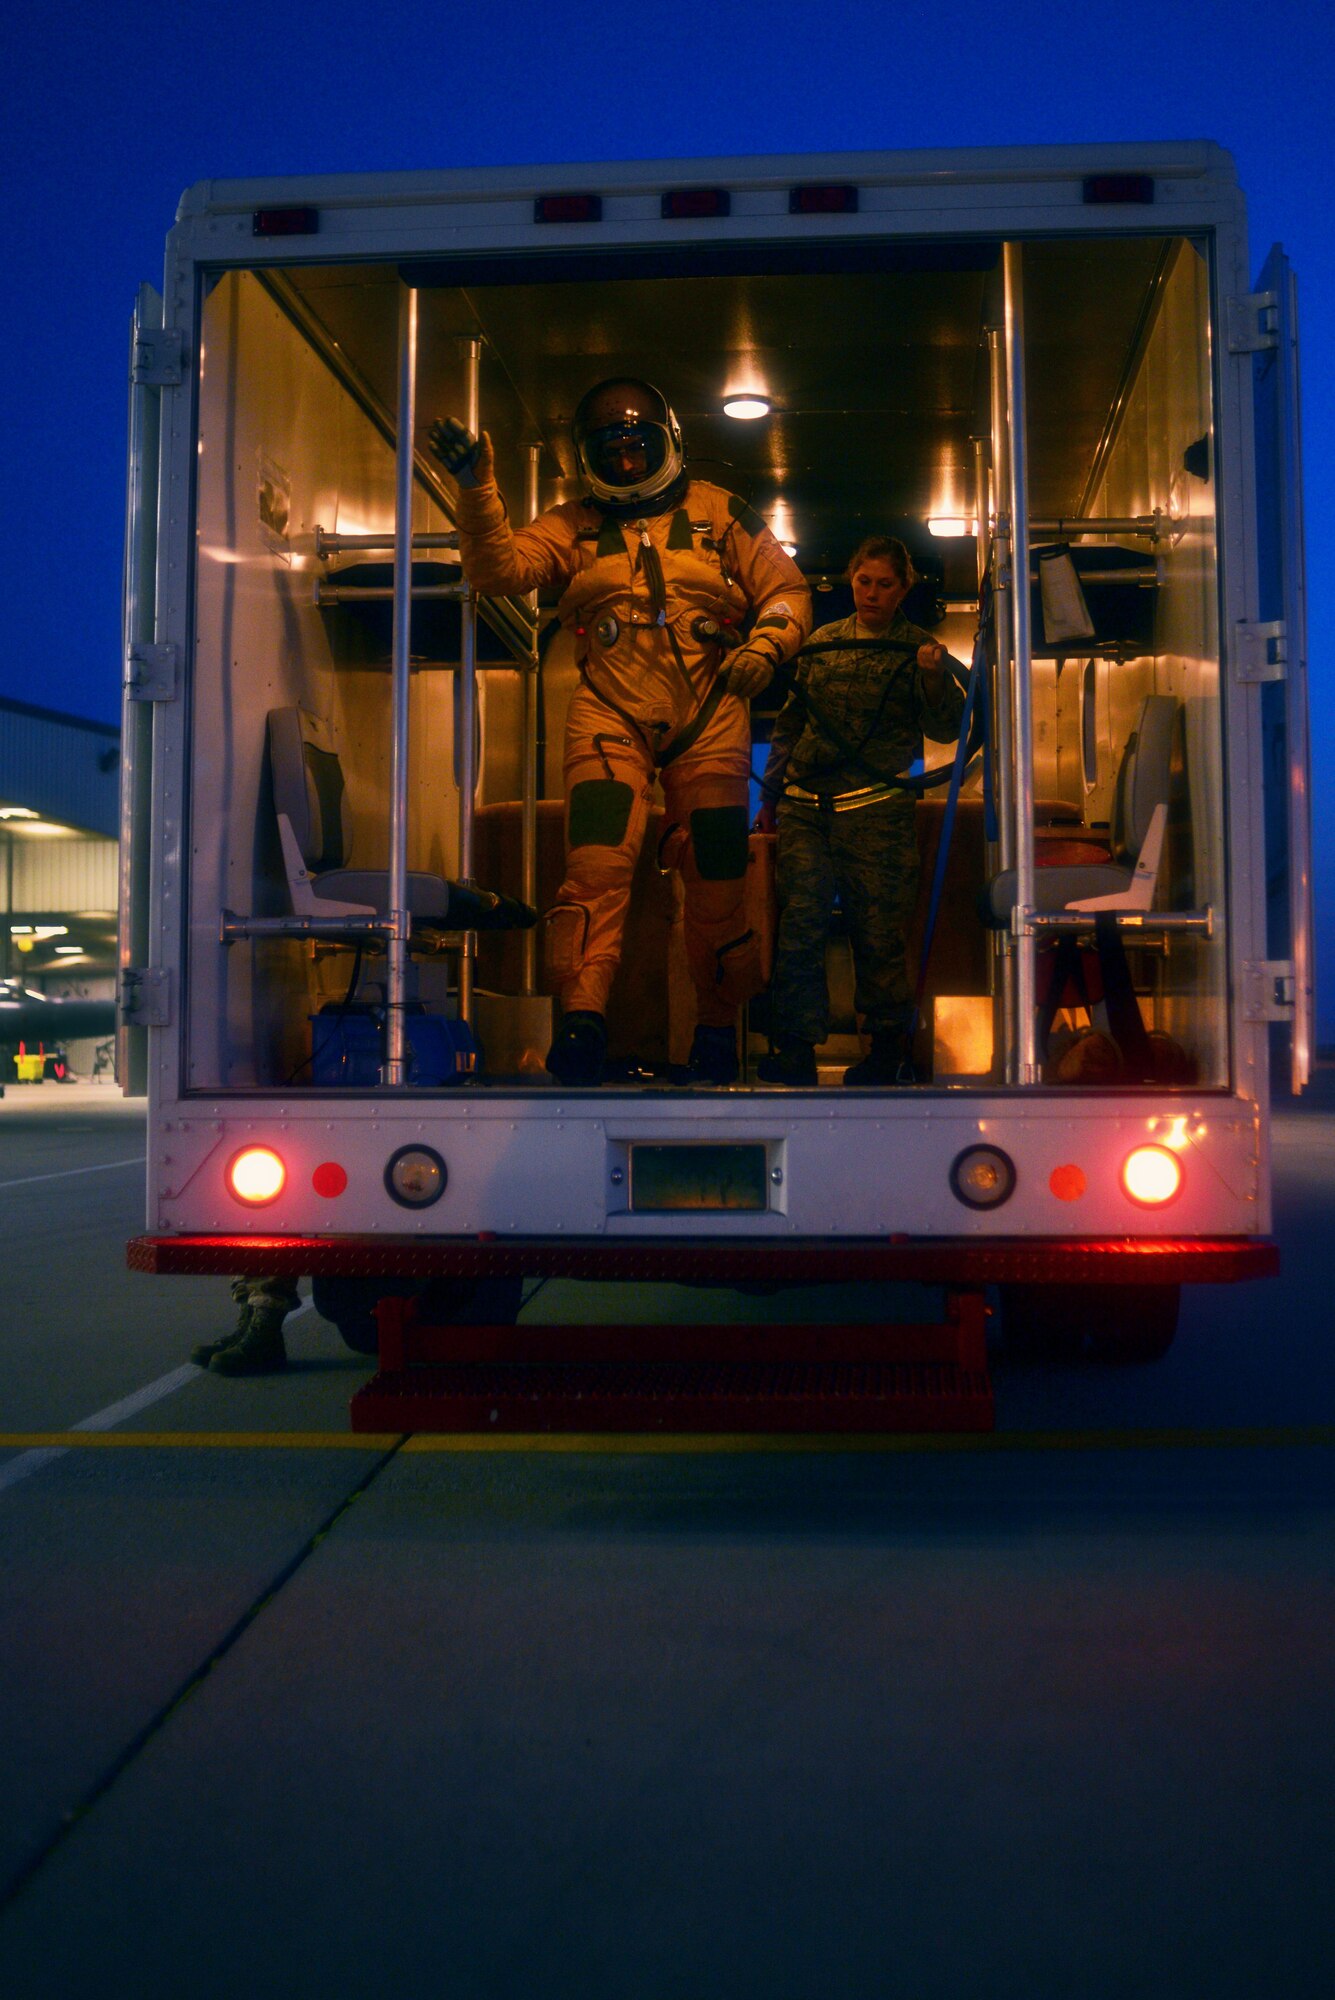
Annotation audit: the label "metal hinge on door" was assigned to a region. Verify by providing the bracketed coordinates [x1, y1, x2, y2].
[126, 641, 179, 701]
[1241, 960, 1295, 1023]
[131, 327, 184, 386]
[1233, 619, 1287, 684]
[120, 967, 171, 1028]
[1225, 292, 1279, 354]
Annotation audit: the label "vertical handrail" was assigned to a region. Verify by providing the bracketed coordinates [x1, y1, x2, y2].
[987, 327, 1016, 1079]
[987, 330, 1014, 876]
[1003, 243, 1038, 1085]
[972, 436, 990, 595]
[385, 283, 417, 1084]
[117, 283, 162, 1098]
[1276, 260, 1313, 1092]
[521, 441, 542, 994]
[456, 335, 482, 1024]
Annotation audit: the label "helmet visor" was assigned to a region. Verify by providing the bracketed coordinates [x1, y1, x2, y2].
[578, 420, 670, 491]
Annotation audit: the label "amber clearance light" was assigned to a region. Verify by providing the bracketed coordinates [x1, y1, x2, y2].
[1121, 1144, 1183, 1207]
[227, 1146, 286, 1205]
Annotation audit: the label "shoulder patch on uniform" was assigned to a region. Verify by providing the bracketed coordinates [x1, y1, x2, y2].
[666, 509, 694, 550]
[726, 493, 767, 538]
[595, 517, 625, 558]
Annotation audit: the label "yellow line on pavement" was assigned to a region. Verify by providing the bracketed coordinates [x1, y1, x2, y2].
[0, 1432, 405, 1451]
[1, 1426, 1333, 1455]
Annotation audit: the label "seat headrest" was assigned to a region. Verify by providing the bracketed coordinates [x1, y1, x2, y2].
[266, 707, 350, 872]
[1111, 694, 1177, 865]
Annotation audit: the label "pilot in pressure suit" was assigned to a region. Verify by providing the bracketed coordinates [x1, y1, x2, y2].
[431, 380, 810, 1086]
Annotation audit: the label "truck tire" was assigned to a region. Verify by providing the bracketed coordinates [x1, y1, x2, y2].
[996, 1284, 1084, 1362]
[311, 1274, 526, 1355]
[1086, 1283, 1180, 1363]
[999, 1282, 1180, 1363]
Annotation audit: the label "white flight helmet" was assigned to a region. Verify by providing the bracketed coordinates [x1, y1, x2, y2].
[571, 378, 685, 509]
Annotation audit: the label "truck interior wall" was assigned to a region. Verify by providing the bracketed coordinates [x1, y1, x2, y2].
[1083, 239, 1225, 1082]
[190, 270, 466, 1087]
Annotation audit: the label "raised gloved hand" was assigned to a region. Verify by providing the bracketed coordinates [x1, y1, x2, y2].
[722, 646, 776, 701]
[427, 418, 494, 489]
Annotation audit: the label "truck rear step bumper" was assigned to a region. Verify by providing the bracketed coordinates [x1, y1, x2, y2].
[129, 1234, 1278, 1286]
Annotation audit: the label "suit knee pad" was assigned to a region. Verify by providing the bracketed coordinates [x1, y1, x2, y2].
[569, 779, 634, 849]
[689, 804, 749, 881]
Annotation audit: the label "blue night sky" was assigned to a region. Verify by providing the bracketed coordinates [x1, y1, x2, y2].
[4, 2, 1331, 1027]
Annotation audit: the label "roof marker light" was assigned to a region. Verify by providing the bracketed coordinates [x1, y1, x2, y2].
[1083, 174, 1154, 206]
[789, 184, 859, 215]
[252, 207, 319, 238]
[535, 193, 602, 224]
[1121, 1144, 1183, 1207]
[662, 188, 731, 220]
[227, 1146, 286, 1205]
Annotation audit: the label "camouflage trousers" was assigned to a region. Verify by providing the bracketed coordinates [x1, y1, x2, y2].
[230, 1275, 301, 1317]
[772, 795, 919, 1044]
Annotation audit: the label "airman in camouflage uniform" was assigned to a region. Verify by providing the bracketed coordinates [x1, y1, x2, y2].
[191, 1275, 301, 1375]
[758, 538, 966, 1085]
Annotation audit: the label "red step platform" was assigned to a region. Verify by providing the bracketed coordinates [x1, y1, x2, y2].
[349, 1292, 994, 1435]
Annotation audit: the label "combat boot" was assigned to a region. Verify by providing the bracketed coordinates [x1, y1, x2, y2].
[756, 1037, 818, 1087]
[844, 1030, 916, 1087]
[545, 1011, 607, 1087]
[682, 1023, 739, 1086]
[209, 1304, 289, 1375]
[191, 1281, 252, 1368]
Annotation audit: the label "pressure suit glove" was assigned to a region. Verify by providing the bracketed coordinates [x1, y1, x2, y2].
[427, 417, 495, 488]
[722, 646, 776, 701]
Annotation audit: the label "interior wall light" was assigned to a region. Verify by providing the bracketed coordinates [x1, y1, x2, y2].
[927, 516, 978, 537]
[723, 396, 771, 420]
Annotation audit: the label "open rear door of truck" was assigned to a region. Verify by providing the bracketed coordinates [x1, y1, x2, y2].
[1252, 242, 1314, 1093]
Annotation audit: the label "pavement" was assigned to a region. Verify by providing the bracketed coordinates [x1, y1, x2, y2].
[0, 1073, 1331, 1997]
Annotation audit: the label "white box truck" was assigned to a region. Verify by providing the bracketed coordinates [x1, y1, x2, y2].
[120, 143, 1310, 1405]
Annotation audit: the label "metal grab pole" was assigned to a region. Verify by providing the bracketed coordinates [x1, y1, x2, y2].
[456, 336, 482, 1024]
[521, 442, 541, 994]
[386, 283, 418, 1085]
[973, 437, 991, 596]
[987, 328, 1016, 1080]
[1003, 243, 1038, 1085]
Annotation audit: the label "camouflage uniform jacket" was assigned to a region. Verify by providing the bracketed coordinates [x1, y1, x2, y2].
[762, 611, 966, 802]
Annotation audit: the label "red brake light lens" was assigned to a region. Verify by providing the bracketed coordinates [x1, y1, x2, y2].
[227, 1146, 286, 1205]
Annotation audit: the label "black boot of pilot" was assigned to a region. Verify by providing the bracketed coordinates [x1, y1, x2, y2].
[208, 1305, 289, 1375]
[682, 1024, 740, 1086]
[756, 1037, 818, 1087]
[843, 1029, 916, 1087]
[545, 1011, 607, 1087]
[191, 1279, 252, 1368]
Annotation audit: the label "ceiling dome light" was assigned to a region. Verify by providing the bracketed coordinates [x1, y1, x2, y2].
[723, 396, 771, 420]
[927, 516, 977, 538]
[779, 542, 798, 558]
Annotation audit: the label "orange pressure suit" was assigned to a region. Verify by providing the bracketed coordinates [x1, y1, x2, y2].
[454, 479, 811, 1025]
